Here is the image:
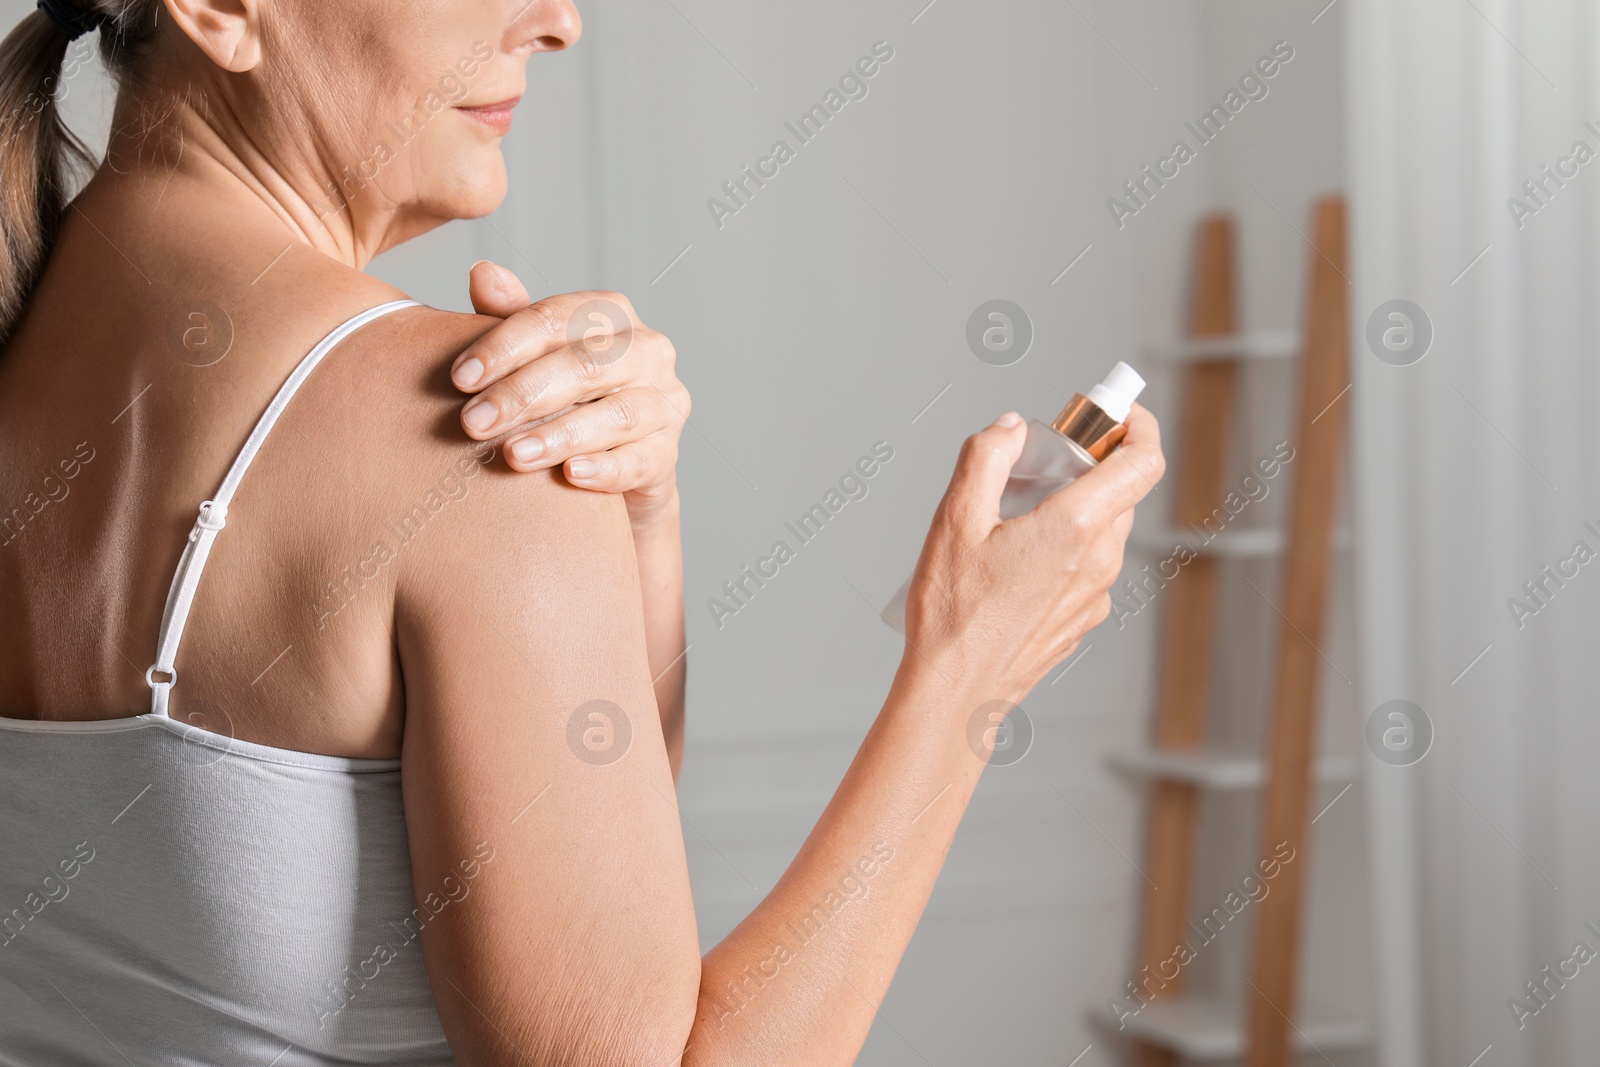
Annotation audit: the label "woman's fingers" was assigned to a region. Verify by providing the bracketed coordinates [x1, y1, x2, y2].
[504, 387, 675, 472]
[905, 405, 1164, 698]
[937, 412, 1028, 538]
[562, 436, 678, 493]
[447, 271, 690, 506]
[1031, 403, 1165, 535]
[450, 284, 641, 396]
[1101, 403, 1166, 501]
[458, 324, 671, 441]
[466, 260, 533, 319]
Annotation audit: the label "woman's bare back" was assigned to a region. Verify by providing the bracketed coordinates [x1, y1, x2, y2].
[0, 170, 500, 758]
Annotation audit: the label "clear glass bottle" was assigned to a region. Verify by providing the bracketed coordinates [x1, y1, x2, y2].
[881, 362, 1146, 629]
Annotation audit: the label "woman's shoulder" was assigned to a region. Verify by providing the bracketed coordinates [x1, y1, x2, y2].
[253, 252, 489, 433]
[276, 261, 635, 589]
[280, 271, 494, 478]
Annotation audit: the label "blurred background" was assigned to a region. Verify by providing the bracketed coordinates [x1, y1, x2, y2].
[17, 0, 1600, 1062]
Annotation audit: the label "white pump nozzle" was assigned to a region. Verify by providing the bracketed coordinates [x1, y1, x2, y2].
[1086, 361, 1145, 422]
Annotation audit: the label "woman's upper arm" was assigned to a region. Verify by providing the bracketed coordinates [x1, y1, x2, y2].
[391, 441, 700, 1066]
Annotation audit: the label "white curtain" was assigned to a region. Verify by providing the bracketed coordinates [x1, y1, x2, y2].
[1348, 0, 1600, 1063]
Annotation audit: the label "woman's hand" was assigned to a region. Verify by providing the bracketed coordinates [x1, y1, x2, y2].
[904, 405, 1165, 703]
[450, 261, 689, 527]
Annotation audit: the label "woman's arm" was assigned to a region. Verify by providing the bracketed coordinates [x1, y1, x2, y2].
[452, 264, 688, 778]
[395, 464, 699, 1066]
[394, 374, 1161, 1066]
[628, 485, 686, 778]
[684, 411, 1157, 1062]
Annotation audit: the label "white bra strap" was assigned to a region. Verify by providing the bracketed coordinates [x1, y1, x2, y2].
[146, 299, 422, 717]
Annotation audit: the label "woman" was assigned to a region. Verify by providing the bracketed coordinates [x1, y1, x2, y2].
[0, 1, 1162, 1064]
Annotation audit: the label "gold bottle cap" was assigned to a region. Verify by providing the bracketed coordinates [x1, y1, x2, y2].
[1051, 395, 1127, 461]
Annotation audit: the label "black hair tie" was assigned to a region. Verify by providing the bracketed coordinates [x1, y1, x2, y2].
[36, 0, 105, 41]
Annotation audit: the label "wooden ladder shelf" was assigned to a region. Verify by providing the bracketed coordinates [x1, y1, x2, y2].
[1118, 198, 1357, 1066]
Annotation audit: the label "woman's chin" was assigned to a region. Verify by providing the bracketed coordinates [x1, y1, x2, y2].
[430, 156, 510, 221]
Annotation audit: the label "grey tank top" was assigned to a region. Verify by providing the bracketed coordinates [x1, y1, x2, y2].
[0, 300, 457, 1065]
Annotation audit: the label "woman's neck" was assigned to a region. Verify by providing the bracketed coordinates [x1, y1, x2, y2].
[96, 86, 442, 271]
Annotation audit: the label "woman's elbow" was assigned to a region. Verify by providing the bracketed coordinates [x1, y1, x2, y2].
[561, 961, 700, 1067]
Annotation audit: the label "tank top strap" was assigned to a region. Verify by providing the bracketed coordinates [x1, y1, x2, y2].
[145, 299, 423, 717]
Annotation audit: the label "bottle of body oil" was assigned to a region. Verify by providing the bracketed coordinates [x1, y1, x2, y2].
[881, 361, 1146, 630]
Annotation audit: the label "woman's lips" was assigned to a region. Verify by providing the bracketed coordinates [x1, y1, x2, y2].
[457, 97, 521, 135]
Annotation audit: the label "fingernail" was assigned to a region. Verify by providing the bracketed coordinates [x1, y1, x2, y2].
[510, 437, 544, 464]
[996, 411, 1023, 427]
[463, 399, 498, 433]
[567, 458, 598, 480]
[453, 356, 484, 389]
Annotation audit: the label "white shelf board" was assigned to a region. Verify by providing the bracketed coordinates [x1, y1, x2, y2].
[1130, 525, 1351, 559]
[1144, 331, 1300, 363]
[1102, 995, 1370, 1060]
[1107, 748, 1360, 790]
[1132, 526, 1283, 558]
